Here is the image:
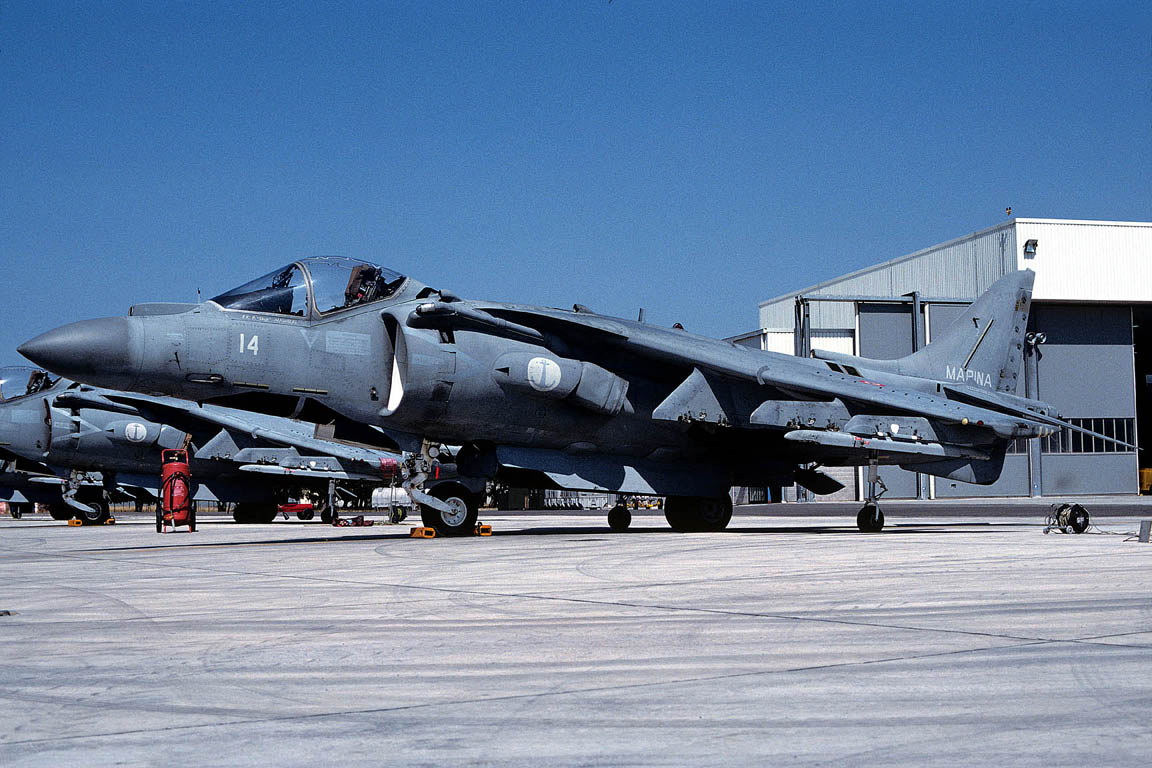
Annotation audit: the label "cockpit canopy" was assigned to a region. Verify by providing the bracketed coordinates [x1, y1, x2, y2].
[0, 366, 56, 403]
[210, 257, 407, 318]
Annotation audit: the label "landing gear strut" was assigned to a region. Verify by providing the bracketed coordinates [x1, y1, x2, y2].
[857, 457, 886, 533]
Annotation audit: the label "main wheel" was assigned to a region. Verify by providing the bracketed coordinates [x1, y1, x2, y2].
[697, 496, 733, 532]
[48, 505, 73, 521]
[419, 484, 478, 536]
[664, 495, 733, 532]
[9, 502, 30, 519]
[233, 503, 278, 524]
[607, 505, 631, 531]
[663, 497, 694, 532]
[857, 503, 884, 532]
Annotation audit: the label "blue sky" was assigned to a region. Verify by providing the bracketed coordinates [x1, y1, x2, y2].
[1, 1, 1149, 367]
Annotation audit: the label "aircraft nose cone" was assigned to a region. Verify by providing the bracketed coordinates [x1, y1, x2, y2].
[19, 317, 141, 389]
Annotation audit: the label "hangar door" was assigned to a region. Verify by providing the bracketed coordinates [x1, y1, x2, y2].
[1032, 304, 1137, 495]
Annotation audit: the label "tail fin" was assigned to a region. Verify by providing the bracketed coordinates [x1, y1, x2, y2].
[898, 270, 1034, 392]
[810, 270, 1035, 391]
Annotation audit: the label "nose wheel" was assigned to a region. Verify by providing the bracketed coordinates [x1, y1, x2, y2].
[856, 456, 887, 533]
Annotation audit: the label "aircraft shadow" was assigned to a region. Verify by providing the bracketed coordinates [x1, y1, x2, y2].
[75, 520, 1015, 552]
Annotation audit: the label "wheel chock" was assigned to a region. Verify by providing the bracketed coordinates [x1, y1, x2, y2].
[410, 527, 437, 538]
[67, 519, 82, 526]
[104, 517, 116, 525]
[474, 524, 492, 536]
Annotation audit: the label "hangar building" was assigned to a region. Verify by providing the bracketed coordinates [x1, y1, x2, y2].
[733, 218, 1152, 500]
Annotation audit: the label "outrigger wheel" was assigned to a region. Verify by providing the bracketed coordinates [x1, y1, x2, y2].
[857, 502, 884, 533]
[857, 455, 887, 532]
[607, 504, 631, 531]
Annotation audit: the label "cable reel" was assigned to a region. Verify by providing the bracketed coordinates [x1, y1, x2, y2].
[1044, 502, 1090, 534]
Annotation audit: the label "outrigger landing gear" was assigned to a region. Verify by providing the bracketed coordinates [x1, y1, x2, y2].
[857, 457, 886, 533]
[607, 503, 631, 531]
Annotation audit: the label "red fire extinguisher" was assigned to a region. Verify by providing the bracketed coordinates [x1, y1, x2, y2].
[158, 449, 195, 533]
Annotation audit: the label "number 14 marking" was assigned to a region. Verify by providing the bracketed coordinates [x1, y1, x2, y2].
[239, 333, 259, 356]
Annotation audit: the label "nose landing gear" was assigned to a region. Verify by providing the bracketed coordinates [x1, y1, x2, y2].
[857, 457, 886, 533]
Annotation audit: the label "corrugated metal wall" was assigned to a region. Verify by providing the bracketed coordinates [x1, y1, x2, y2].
[1017, 220, 1152, 302]
[758, 222, 1016, 330]
[762, 329, 854, 355]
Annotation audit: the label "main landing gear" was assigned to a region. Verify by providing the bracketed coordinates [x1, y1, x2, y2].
[857, 457, 886, 533]
[664, 495, 732, 533]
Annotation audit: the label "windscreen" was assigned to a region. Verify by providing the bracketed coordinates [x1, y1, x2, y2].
[0, 367, 54, 403]
[210, 264, 309, 316]
[304, 257, 406, 315]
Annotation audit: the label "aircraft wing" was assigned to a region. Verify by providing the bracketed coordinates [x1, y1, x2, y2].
[462, 305, 1035, 432]
[451, 304, 1135, 449]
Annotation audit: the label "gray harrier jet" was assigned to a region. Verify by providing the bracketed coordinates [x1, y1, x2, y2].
[19, 258, 1130, 533]
[0, 366, 473, 525]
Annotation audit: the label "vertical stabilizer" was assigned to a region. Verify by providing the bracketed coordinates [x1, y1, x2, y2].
[897, 270, 1034, 392]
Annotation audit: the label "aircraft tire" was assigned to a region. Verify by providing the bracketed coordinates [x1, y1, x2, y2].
[9, 502, 30, 519]
[48, 505, 73, 521]
[664, 497, 694, 532]
[77, 500, 111, 526]
[696, 495, 733, 532]
[664, 495, 732, 532]
[420, 483, 478, 536]
[233, 503, 278, 524]
[857, 504, 884, 532]
[607, 505, 631, 531]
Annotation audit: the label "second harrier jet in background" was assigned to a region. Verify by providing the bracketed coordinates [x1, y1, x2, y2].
[0, 365, 477, 526]
[20, 257, 1132, 533]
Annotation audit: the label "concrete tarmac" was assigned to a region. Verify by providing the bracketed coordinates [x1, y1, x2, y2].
[2, 510, 1151, 766]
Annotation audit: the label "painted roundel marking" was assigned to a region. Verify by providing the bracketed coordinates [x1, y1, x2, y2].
[124, 422, 149, 443]
[526, 357, 562, 392]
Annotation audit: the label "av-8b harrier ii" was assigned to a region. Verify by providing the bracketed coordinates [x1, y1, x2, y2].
[19, 257, 1132, 533]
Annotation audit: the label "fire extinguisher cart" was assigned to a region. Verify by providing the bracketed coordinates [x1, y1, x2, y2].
[157, 449, 196, 533]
